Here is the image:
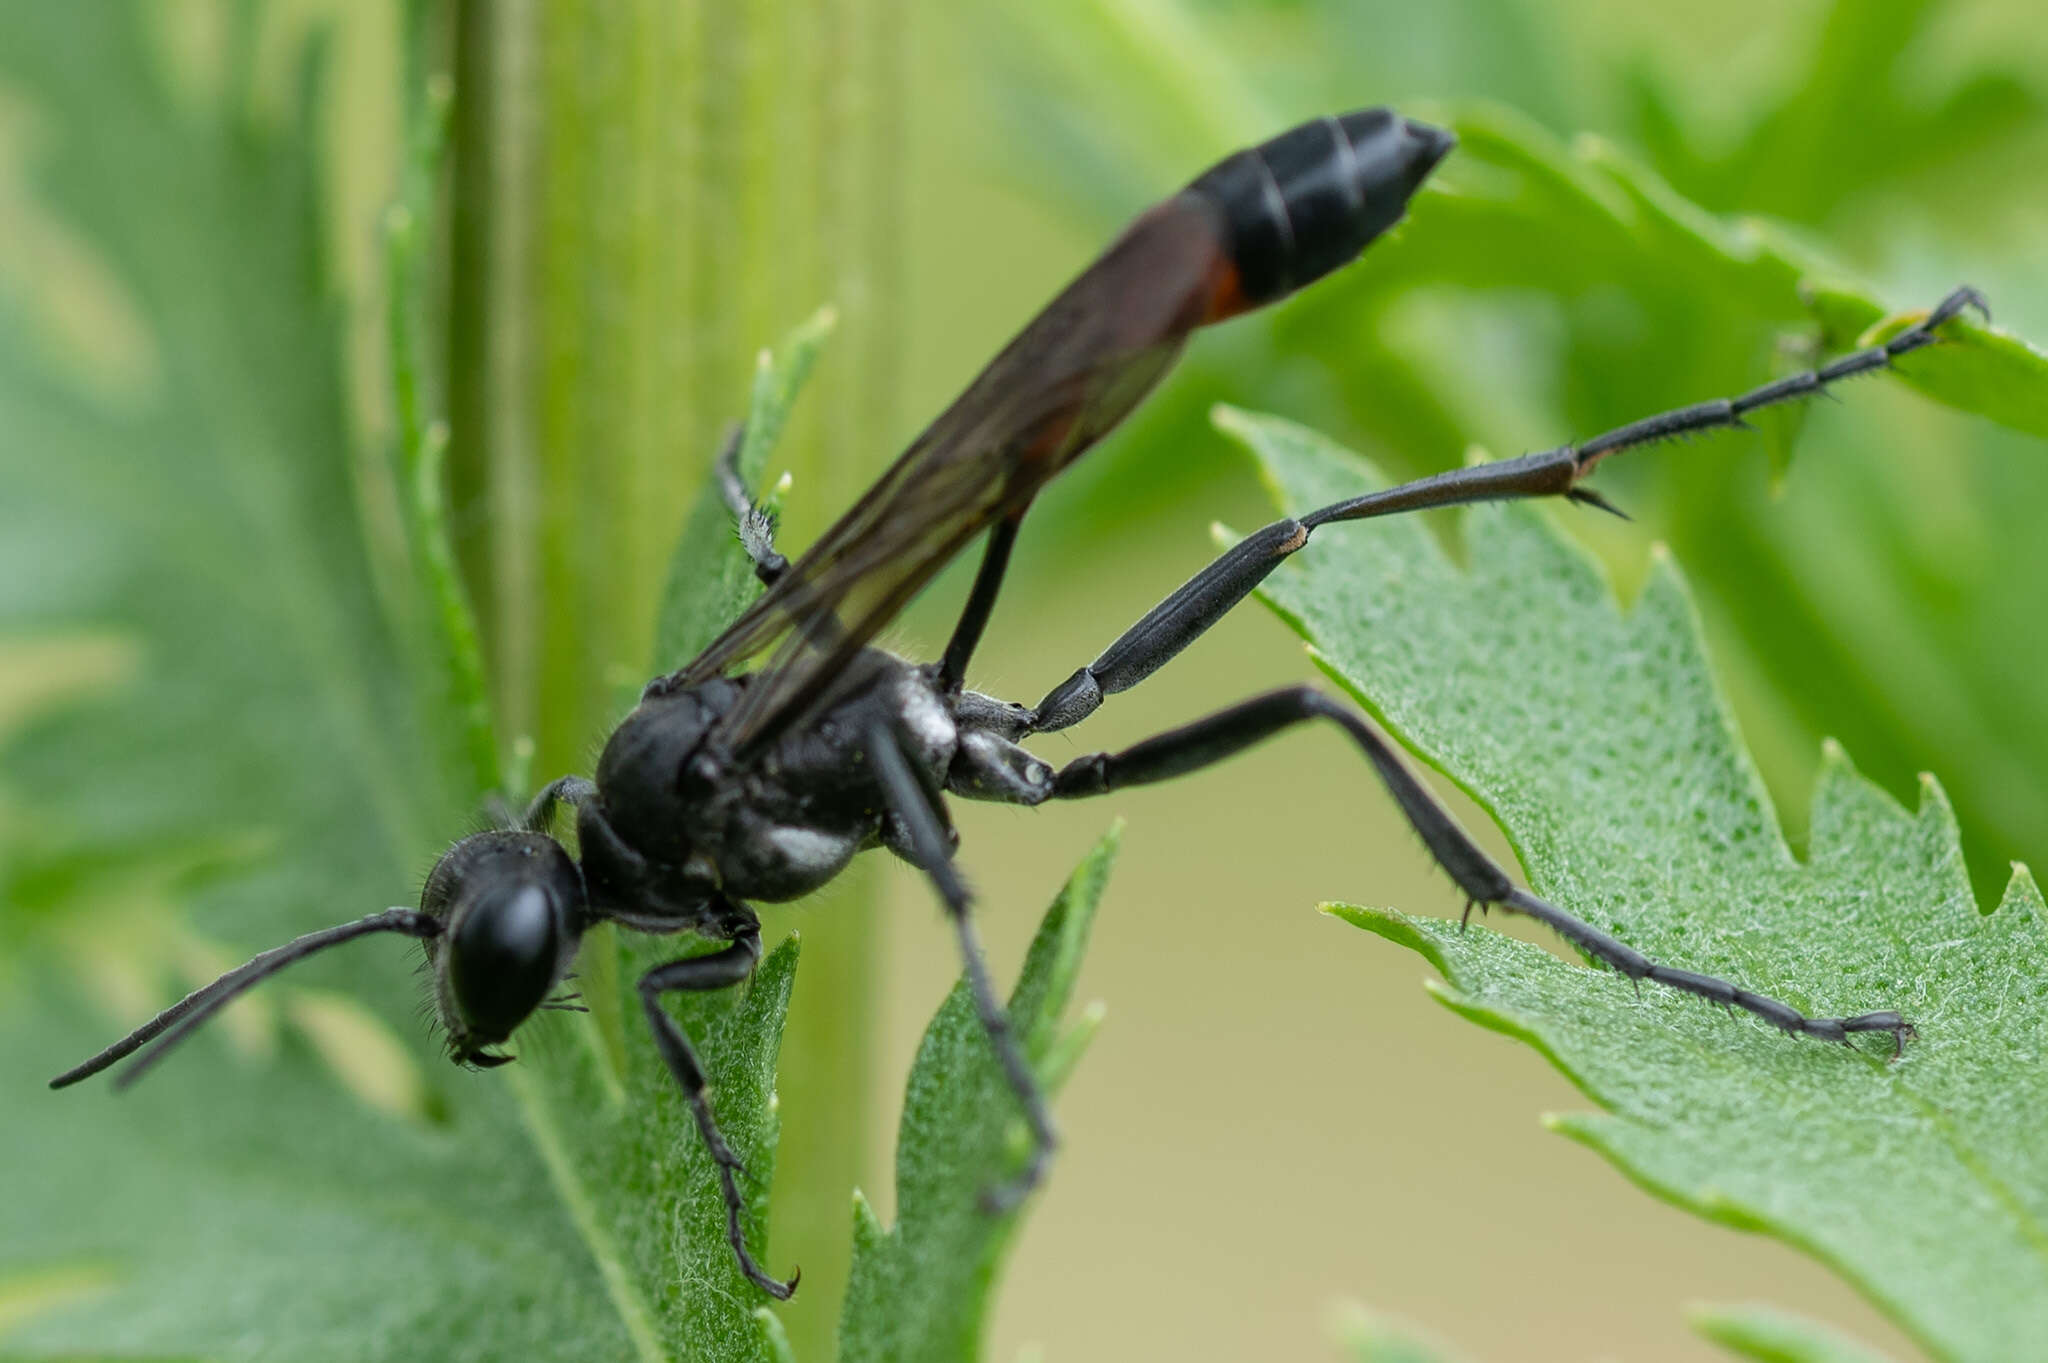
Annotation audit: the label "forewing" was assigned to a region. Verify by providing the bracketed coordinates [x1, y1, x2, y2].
[679, 194, 1229, 752]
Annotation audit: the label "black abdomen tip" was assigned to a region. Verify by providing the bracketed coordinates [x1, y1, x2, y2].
[1189, 108, 1456, 306]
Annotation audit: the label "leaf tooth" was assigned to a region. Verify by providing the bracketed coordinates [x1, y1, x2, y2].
[849, 1188, 885, 1250]
[753, 1306, 797, 1363]
[1913, 769, 1963, 844]
[2001, 861, 2045, 915]
[1038, 999, 1107, 1091]
[1807, 735, 1919, 856]
[1688, 1300, 1906, 1363]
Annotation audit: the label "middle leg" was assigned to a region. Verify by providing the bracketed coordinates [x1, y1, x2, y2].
[1048, 686, 1914, 1053]
[865, 718, 1060, 1210]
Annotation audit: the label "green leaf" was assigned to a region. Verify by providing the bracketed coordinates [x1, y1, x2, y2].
[1315, 108, 2048, 919]
[1639, 0, 2043, 225]
[383, 67, 499, 800]
[0, 0, 632, 1341]
[503, 936, 801, 1363]
[653, 304, 839, 672]
[1691, 1302, 1905, 1363]
[838, 825, 1118, 1363]
[0, 12, 800, 1361]
[1801, 285, 2048, 442]
[1391, 104, 2046, 437]
[1218, 406, 2048, 1363]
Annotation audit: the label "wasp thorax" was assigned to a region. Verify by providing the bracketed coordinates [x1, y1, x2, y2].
[594, 681, 738, 865]
[421, 830, 585, 1063]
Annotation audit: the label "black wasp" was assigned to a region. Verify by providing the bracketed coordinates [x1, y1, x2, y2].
[54, 108, 1984, 1297]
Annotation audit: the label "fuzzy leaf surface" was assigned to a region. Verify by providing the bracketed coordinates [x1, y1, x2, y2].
[837, 827, 1117, 1363]
[1219, 406, 2048, 1363]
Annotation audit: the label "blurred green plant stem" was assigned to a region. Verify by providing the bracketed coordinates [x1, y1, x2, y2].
[442, 4, 904, 1353]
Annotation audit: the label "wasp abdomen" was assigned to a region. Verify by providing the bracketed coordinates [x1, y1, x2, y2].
[1188, 109, 1454, 314]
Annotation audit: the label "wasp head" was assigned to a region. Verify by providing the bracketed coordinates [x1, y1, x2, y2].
[419, 829, 587, 1066]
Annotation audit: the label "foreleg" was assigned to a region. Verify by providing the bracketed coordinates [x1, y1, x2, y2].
[716, 423, 788, 587]
[638, 920, 799, 1298]
[519, 775, 595, 832]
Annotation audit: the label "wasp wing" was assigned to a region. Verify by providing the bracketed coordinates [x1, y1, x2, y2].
[675, 193, 1232, 754]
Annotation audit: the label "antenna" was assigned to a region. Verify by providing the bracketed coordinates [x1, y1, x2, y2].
[51, 908, 441, 1091]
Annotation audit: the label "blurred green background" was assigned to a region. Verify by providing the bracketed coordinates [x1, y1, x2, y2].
[2, 1, 2044, 1360]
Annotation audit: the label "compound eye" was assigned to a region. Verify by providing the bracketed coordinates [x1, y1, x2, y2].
[448, 882, 560, 1043]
